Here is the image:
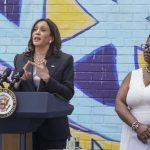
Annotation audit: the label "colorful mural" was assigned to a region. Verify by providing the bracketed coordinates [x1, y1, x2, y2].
[0, 0, 150, 149]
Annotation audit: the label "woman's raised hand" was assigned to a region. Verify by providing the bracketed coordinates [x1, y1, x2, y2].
[21, 60, 32, 80]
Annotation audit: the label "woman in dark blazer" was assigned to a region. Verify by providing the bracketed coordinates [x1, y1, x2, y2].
[13, 18, 74, 150]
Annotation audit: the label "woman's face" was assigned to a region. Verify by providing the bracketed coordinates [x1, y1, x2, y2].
[143, 37, 150, 64]
[32, 21, 52, 47]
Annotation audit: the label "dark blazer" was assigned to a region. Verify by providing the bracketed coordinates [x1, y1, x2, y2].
[14, 51, 74, 140]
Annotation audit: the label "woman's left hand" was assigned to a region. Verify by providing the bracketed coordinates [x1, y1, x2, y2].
[136, 123, 150, 144]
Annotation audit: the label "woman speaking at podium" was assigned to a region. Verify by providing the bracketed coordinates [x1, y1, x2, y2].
[13, 18, 74, 150]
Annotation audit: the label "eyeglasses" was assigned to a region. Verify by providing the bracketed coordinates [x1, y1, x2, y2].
[141, 44, 150, 50]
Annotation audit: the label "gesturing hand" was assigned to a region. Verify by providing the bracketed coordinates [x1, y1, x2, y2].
[21, 60, 50, 83]
[13, 60, 32, 89]
[21, 60, 32, 80]
[30, 60, 50, 83]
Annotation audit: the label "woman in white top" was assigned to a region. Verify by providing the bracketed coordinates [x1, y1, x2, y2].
[115, 35, 150, 150]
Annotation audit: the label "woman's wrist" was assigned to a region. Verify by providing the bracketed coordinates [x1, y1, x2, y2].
[14, 79, 21, 89]
[131, 121, 140, 132]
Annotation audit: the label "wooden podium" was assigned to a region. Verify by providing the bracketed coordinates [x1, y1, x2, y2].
[0, 92, 74, 150]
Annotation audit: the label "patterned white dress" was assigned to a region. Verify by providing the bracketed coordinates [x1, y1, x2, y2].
[120, 68, 150, 150]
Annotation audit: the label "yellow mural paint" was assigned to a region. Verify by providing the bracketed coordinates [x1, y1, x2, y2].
[46, 0, 97, 40]
[70, 128, 120, 150]
[138, 50, 147, 68]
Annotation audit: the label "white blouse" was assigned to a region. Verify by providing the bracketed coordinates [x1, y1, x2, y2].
[33, 67, 40, 90]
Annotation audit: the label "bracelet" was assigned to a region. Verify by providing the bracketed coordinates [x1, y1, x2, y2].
[131, 121, 140, 131]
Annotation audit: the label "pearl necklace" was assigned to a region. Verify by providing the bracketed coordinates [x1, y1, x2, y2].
[145, 66, 150, 73]
[34, 56, 46, 65]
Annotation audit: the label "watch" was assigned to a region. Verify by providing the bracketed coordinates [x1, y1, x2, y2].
[131, 121, 140, 131]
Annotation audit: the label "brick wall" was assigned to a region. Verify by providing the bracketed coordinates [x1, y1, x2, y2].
[0, 0, 150, 149]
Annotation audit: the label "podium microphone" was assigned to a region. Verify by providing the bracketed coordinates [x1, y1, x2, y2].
[9, 69, 24, 90]
[0, 68, 12, 86]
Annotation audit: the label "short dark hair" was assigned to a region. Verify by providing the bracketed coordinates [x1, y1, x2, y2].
[25, 18, 61, 57]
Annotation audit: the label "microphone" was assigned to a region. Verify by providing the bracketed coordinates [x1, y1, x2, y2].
[9, 69, 24, 90]
[0, 68, 12, 86]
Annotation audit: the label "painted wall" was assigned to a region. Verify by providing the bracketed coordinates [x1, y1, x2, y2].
[0, 0, 149, 149]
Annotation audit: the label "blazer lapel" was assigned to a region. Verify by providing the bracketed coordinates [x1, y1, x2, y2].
[46, 57, 59, 76]
[38, 56, 60, 91]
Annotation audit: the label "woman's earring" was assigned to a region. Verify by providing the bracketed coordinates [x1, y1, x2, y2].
[49, 40, 51, 44]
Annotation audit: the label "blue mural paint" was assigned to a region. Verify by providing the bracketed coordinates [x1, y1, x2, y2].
[74, 44, 119, 106]
[112, 0, 118, 3]
[0, 0, 22, 26]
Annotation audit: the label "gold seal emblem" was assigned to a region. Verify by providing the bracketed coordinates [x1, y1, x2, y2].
[0, 88, 17, 118]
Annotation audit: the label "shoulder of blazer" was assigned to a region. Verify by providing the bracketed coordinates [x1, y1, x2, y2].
[58, 51, 73, 62]
[14, 53, 31, 71]
[14, 53, 30, 62]
[47, 51, 73, 63]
